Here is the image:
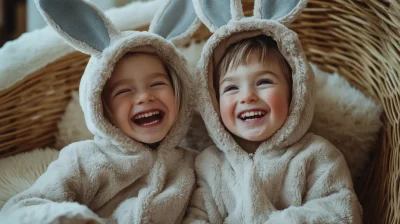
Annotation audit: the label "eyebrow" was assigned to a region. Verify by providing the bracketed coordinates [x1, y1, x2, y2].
[219, 70, 278, 85]
[219, 76, 236, 86]
[147, 72, 169, 79]
[108, 79, 130, 90]
[106, 80, 129, 97]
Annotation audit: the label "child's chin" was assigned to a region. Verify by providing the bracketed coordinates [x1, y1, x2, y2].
[133, 130, 168, 144]
[242, 132, 270, 142]
[137, 136, 164, 145]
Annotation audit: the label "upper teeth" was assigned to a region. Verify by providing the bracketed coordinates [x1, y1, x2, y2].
[134, 110, 160, 120]
[240, 111, 265, 119]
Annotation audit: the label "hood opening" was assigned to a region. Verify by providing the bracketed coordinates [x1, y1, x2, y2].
[197, 22, 315, 157]
[80, 35, 193, 154]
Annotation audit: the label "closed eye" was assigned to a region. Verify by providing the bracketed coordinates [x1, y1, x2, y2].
[150, 81, 166, 87]
[257, 79, 273, 85]
[115, 89, 131, 97]
[223, 85, 238, 93]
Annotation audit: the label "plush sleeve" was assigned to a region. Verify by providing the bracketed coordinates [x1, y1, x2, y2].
[267, 136, 363, 224]
[0, 142, 104, 224]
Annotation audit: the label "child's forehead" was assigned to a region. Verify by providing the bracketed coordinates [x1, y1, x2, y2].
[240, 50, 281, 66]
[114, 54, 165, 73]
[105, 55, 168, 87]
[117, 53, 162, 67]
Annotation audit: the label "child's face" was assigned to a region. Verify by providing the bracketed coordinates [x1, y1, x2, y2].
[218, 53, 290, 143]
[104, 54, 178, 144]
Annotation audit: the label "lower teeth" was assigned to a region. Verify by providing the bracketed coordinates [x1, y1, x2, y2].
[245, 117, 260, 121]
[142, 120, 160, 126]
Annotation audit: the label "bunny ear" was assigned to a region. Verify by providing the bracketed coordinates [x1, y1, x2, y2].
[253, 0, 307, 25]
[149, 0, 201, 46]
[193, 0, 244, 32]
[35, 0, 119, 55]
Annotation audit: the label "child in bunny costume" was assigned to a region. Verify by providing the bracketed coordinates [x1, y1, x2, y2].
[184, 0, 362, 223]
[0, 0, 202, 223]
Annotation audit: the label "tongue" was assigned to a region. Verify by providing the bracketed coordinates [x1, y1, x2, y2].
[135, 114, 162, 125]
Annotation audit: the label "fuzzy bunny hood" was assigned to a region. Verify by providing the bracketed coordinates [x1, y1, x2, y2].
[79, 35, 193, 153]
[194, 0, 315, 161]
[35, 0, 201, 154]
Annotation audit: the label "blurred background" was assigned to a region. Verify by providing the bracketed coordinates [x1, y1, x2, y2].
[0, 0, 147, 47]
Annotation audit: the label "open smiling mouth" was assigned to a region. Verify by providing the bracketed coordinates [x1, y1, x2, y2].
[131, 110, 165, 126]
[238, 110, 266, 122]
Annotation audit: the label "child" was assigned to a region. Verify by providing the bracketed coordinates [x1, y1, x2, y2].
[184, 0, 362, 223]
[0, 0, 199, 223]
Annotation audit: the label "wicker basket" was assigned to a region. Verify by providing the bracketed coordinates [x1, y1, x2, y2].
[0, 0, 399, 223]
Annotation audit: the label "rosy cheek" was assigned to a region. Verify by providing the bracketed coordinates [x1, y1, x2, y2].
[219, 95, 235, 127]
[164, 90, 177, 117]
[268, 91, 289, 118]
[111, 97, 131, 120]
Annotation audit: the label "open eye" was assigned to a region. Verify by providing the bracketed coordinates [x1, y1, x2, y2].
[257, 79, 273, 85]
[223, 85, 238, 93]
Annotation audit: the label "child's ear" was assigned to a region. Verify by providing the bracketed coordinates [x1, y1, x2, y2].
[253, 0, 308, 25]
[35, 0, 119, 56]
[149, 0, 201, 46]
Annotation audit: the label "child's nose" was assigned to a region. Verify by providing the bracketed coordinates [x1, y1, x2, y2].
[240, 89, 258, 104]
[135, 90, 155, 104]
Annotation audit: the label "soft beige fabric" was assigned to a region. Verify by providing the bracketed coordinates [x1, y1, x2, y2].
[55, 44, 381, 180]
[56, 91, 94, 149]
[0, 1, 197, 224]
[184, 3, 363, 222]
[0, 148, 59, 208]
[185, 136, 361, 224]
[1, 41, 197, 224]
[1, 40, 197, 224]
[309, 65, 382, 179]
